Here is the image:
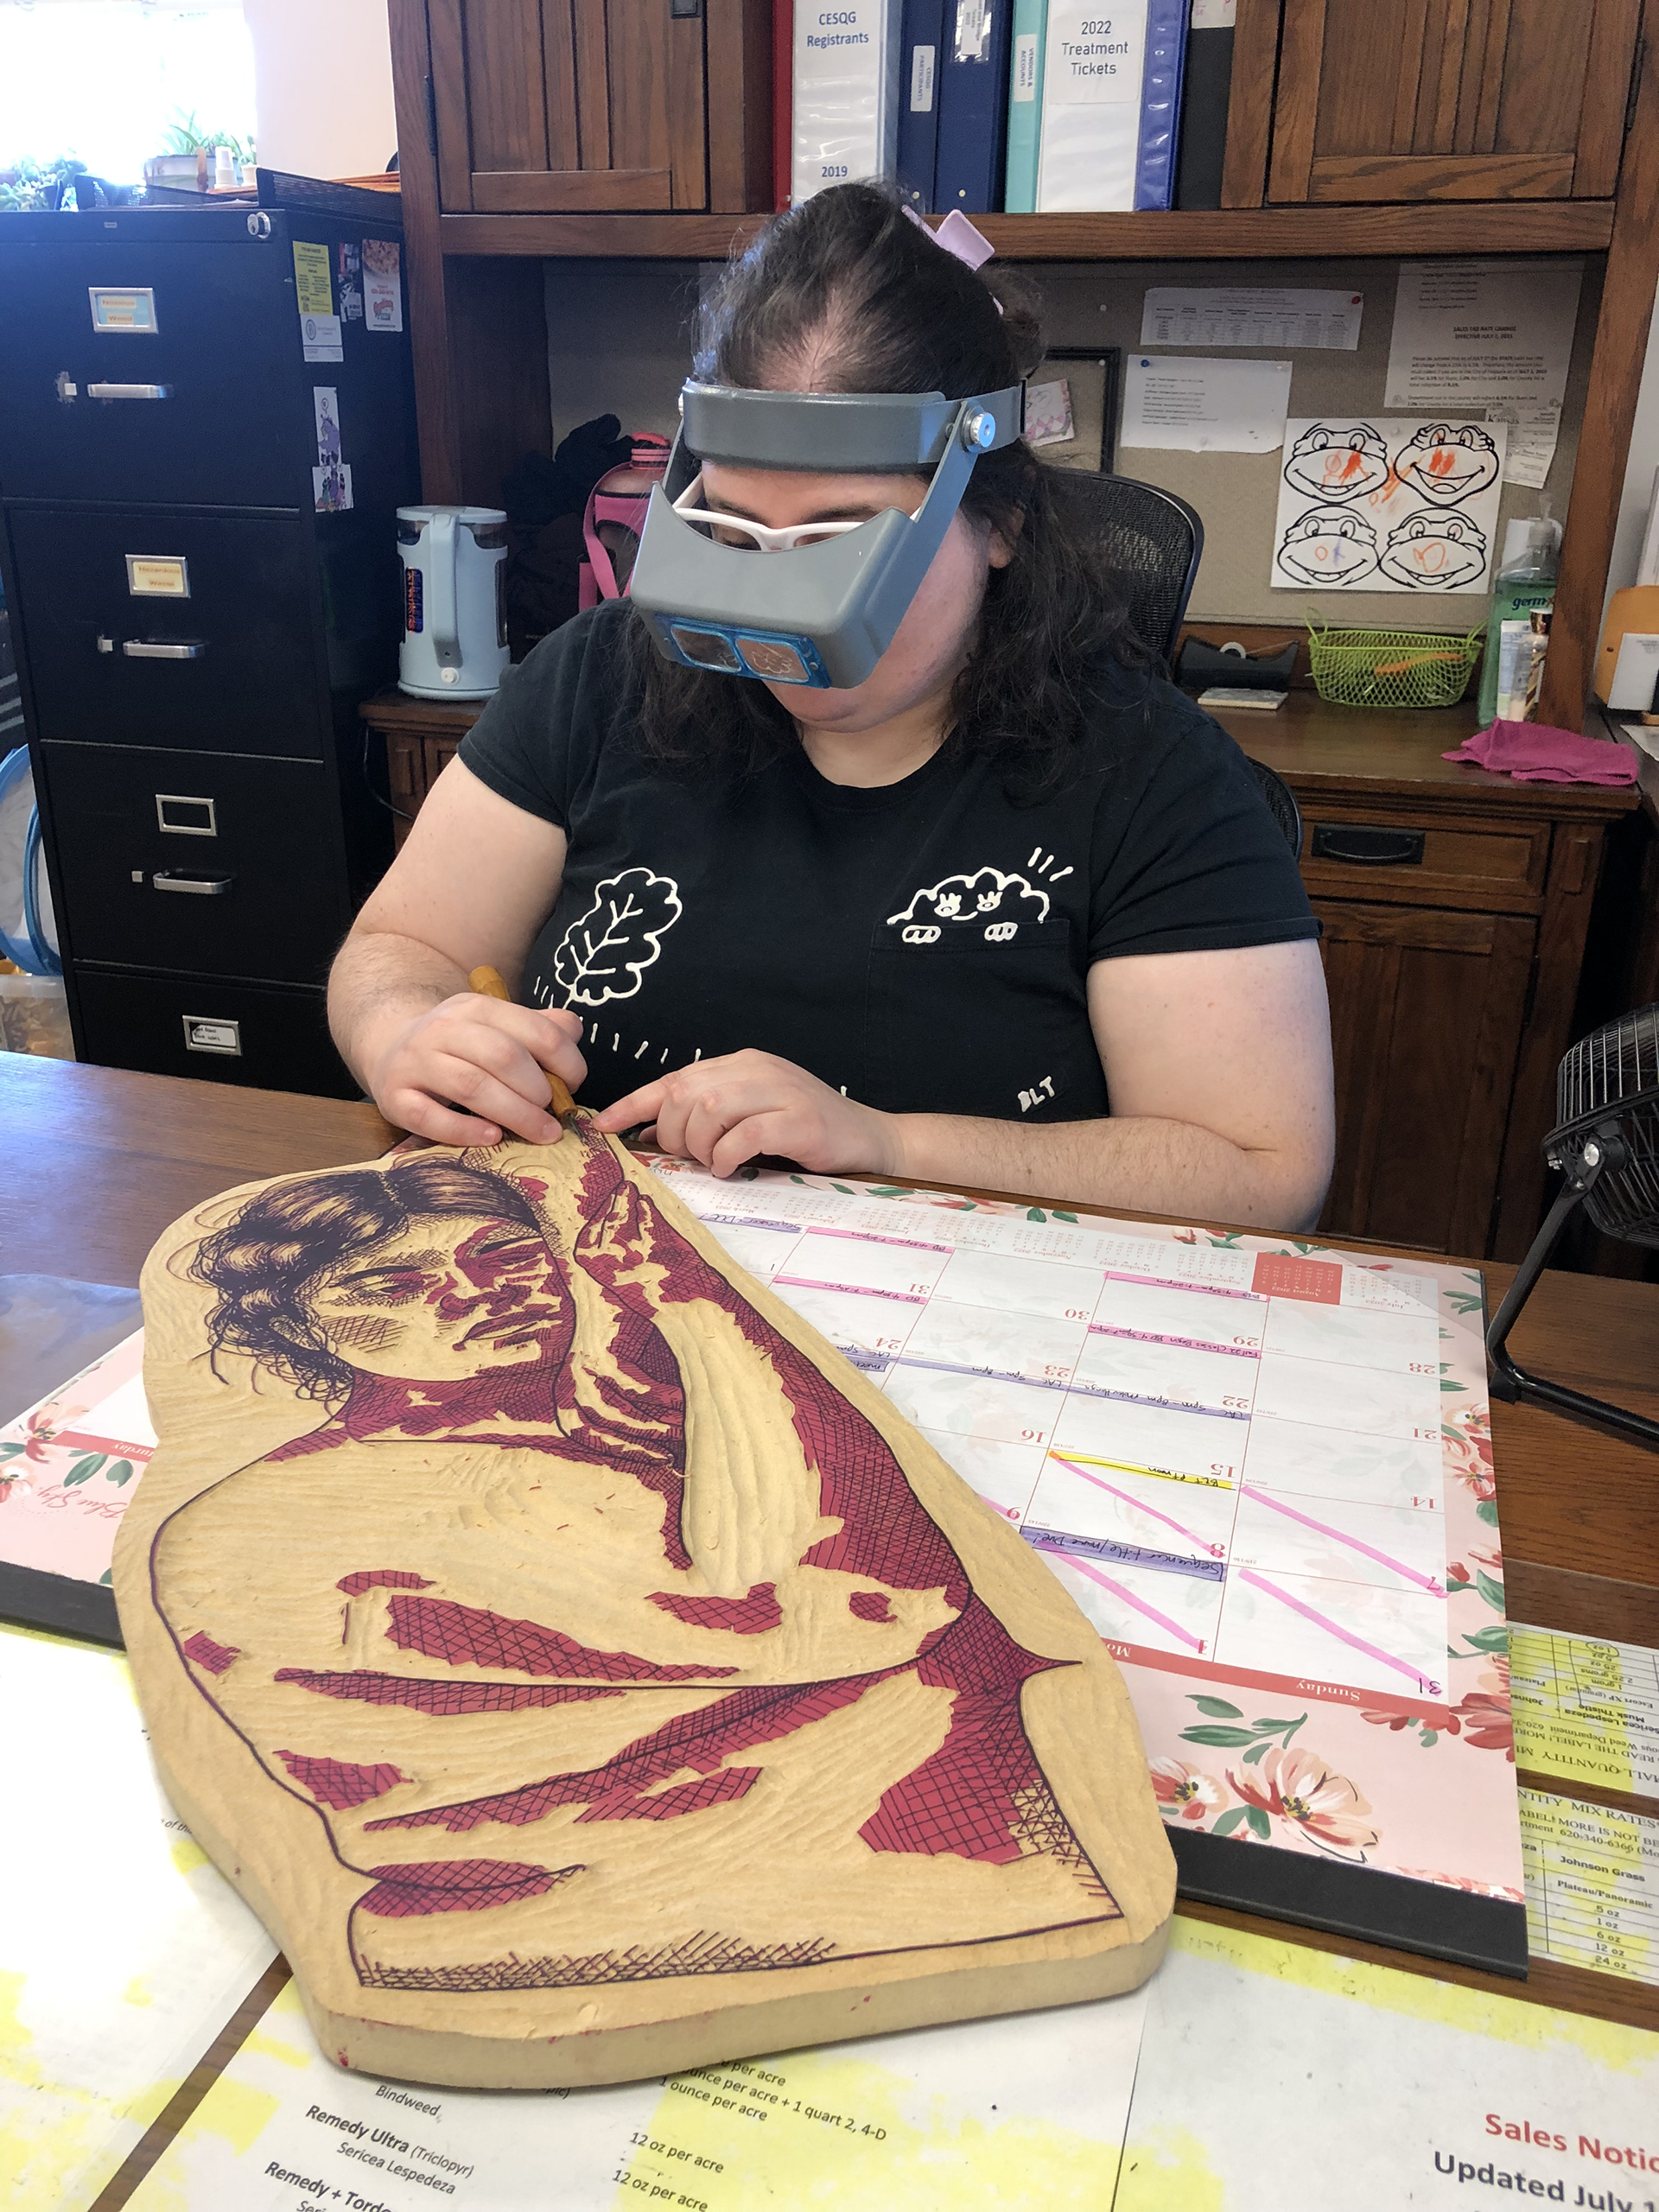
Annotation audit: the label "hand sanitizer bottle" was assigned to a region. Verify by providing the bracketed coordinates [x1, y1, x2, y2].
[1479, 504, 1560, 727]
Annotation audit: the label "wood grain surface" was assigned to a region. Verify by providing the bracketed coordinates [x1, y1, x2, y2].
[10, 1057, 1646, 2198]
[114, 1122, 1174, 2087]
[433, 201, 1618, 260]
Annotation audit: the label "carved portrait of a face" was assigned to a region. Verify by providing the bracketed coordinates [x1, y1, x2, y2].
[1282, 423, 1391, 504]
[118, 1137, 1172, 2084]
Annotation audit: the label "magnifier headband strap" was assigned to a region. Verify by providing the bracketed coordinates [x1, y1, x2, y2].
[678, 381, 1025, 473]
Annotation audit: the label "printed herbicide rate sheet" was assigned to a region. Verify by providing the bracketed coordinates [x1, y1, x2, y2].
[651, 1163, 1520, 1905]
[1510, 1625, 1659, 1801]
[124, 1971, 1151, 2210]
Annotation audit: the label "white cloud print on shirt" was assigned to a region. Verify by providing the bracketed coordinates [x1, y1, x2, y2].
[887, 862, 1065, 945]
[551, 867, 683, 1007]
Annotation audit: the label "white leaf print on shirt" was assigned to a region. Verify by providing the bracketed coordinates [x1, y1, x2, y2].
[552, 868, 683, 1007]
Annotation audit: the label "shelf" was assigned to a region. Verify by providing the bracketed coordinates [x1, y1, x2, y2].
[439, 200, 1616, 262]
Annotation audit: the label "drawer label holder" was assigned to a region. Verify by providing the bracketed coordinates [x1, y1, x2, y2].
[181, 1015, 242, 1057]
[126, 556, 189, 599]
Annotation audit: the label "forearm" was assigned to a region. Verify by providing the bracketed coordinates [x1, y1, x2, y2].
[886, 1110, 1328, 1232]
[327, 927, 473, 1092]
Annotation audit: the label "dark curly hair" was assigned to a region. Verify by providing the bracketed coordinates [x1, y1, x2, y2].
[624, 179, 1150, 786]
[190, 1159, 543, 1405]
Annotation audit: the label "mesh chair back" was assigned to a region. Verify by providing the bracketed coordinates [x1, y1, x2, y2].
[1245, 757, 1303, 860]
[1047, 470, 1204, 664]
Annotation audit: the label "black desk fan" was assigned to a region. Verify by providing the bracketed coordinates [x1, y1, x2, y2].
[1485, 1001, 1659, 1445]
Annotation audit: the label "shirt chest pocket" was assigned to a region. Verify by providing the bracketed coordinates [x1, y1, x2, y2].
[862, 917, 1108, 1122]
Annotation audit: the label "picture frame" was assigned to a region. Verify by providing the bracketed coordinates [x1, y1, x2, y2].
[1024, 347, 1122, 474]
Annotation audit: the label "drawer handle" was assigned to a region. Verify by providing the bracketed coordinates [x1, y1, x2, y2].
[1311, 823, 1426, 867]
[153, 869, 232, 896]
[122, 639, 206, 660]
[86, 382, 175, 400]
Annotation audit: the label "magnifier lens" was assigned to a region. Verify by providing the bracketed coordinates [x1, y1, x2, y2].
[670, 626, 744, 671]
[736, 637, 810, 682]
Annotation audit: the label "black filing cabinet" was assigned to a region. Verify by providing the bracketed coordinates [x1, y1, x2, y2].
[0, 189, 416, 1096]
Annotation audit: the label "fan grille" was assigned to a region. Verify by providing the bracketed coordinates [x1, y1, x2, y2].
[1551, 1002, 1659, 1245]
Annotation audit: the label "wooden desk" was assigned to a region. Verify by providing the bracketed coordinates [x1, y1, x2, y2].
[8, 1056, 1644, 2209]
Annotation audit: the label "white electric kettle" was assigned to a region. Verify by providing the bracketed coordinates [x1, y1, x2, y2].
[397, 505, 510, 699]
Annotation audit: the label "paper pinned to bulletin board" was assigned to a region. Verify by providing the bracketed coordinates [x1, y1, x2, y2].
[1271, 417, 1508, 594]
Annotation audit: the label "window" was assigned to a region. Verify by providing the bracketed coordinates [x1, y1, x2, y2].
[0, 3, 255, 185]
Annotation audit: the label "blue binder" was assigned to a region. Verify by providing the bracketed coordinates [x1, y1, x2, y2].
[897, 0, 947, 210]
[1134, 0, 1191, 211]
[935, 0, 1014, 215]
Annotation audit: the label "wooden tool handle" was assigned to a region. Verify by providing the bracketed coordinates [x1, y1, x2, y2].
[467, 966, 578, 1121]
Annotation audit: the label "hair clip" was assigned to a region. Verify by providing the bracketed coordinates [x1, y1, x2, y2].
[901, 205, 1002, 309]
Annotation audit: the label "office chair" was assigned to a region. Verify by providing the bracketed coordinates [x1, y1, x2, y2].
[1047, 469, 1204, 665]
[1244, 757, 1304, 860]
[1046, 470, 1300, 859]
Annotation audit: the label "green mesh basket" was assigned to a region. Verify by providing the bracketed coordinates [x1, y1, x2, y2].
[1307, 620, 1484, 709]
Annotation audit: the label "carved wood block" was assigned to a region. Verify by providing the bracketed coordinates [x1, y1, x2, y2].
[114, 1130, 1174, 2087]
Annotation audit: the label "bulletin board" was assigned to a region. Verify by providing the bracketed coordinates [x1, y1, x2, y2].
[540, 252, 1602, 634]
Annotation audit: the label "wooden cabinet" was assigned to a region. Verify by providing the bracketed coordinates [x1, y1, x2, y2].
[1316, 900, 1535, 1254]
[1227, 697, 1640, 1261]
[1267, 0, 1640, 202]
[424, 0, 772, 214]
[363, 693, 479, 849]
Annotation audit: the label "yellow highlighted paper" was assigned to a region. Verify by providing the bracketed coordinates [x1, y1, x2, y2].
[1510, 1623, 1659, 1798]
[1116, 1917, 1659, 2212]
[130, 1970, 1150, 2210]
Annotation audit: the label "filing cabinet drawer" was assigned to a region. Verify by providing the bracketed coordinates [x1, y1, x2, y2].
[72, 969, 353, 1096]
[10, 509, 326, 758]
[0, 235, 300, 508]
[40, 747, 351, 982]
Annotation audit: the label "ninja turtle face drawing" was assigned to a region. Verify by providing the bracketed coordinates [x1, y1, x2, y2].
[1393, 422, 1501, 505]
[1275, 506, 1379, 586]
[1379, 507, 1489, 589]
[1283, 423, 1391, 504]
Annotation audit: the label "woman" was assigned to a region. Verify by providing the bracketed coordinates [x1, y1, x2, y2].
[330, 185, 1333, 1229]
[154, 1147, 1124, 1992]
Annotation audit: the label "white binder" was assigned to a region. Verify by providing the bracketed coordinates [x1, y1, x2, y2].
[792, 0, 904, 203]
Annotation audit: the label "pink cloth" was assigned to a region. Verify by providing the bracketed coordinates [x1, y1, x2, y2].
[1442, 719, 1638, 786]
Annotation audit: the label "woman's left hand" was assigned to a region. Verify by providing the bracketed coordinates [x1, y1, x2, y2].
[591, 1050, 903, 1180]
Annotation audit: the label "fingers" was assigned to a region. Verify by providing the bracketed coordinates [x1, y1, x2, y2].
[709, 1112, 796, 1179]
[383, 1086, 505, 1149]
[461, 999, 588, 1093]
[592, 1078, 668, 1135]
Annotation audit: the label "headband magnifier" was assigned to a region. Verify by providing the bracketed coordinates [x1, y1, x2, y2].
[629, 378, 1025, 690]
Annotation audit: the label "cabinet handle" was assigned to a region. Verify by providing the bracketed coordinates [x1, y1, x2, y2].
[153, 869, 232, 896]
[122, 640, 206, 660]
[86, 382, 175, 400]
[1311, 823, 1426, 867]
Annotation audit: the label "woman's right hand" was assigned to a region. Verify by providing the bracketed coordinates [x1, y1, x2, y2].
[366, 995, 588, 1147]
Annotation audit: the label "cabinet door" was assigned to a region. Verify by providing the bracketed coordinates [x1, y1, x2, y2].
[1317, 901, 1535, 1255]
[1269, 0, 1640, 202]
[429, 0, 706, 212]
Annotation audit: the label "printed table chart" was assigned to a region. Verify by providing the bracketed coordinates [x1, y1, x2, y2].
[1510, 1625, 1659, 1799]
[1520, 1789, 1659, 1986]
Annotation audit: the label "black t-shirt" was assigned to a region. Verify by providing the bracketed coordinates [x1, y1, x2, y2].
[459, 602, 1317, 1122]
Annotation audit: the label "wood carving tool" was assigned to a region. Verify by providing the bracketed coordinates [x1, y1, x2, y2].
[468, 963, 577, 1124]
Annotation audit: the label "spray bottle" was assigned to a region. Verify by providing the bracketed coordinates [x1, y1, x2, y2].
[1478, 503, 1560, 728]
